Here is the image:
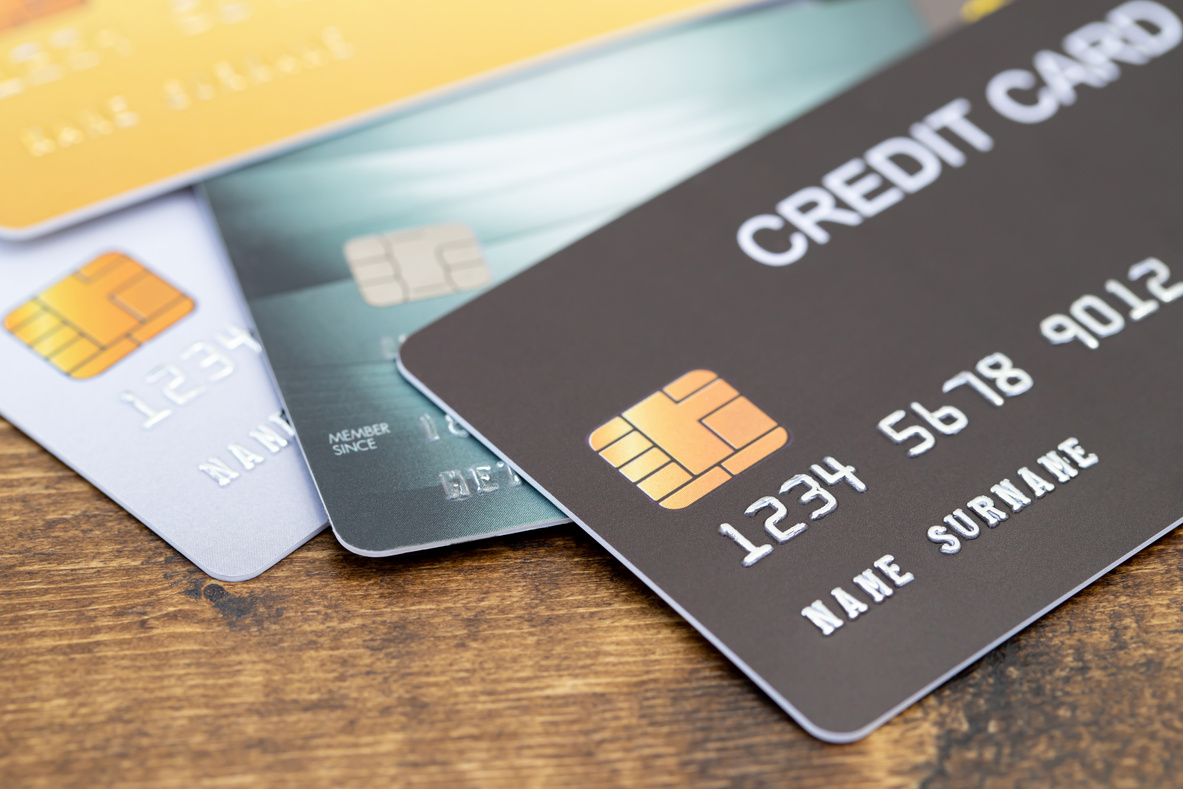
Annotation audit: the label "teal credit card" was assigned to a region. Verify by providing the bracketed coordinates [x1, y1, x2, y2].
[201, 0, 936, 556]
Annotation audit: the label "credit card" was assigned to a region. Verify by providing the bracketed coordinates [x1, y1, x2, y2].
[399, 0, 1183, 741]
[0, 191, 327, 581]
[0, 0, 764, 239]
[202, 0, 933, 556]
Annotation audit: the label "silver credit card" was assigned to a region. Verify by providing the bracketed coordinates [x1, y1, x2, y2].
[0, 191, 326, 581]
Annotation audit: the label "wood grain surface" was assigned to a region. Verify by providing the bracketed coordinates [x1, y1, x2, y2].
[2, 415, 1181, 788]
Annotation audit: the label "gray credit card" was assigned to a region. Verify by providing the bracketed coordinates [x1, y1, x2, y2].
[400, 0, 1183, 739]
[201, 0, 935, 555]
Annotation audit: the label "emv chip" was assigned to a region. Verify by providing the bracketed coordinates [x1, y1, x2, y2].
[342, 223, 491, 307]
[3, 252, 194, 379]
[0, 0, 85, 32]
[589, 370, 788, 509]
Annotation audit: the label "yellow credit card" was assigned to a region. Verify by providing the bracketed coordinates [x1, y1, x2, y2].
[0, 0, 749, 238]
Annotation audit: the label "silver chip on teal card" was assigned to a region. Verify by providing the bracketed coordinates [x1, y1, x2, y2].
[343, 223, 491, 307]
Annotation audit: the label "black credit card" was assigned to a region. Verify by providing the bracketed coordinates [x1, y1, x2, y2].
[400, 0, 1183, 741]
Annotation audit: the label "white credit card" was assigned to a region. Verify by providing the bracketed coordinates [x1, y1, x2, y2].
[0, 190, 326, 581]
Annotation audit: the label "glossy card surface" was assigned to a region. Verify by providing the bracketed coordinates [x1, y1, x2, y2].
[0, 192, 326, 581]
[400, 0, 1183, 741]
[0, 0, 760, 239]
[203, 0, 932, 556]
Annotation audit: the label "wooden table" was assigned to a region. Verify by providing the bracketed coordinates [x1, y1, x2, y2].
[2, 416, 1180, 788]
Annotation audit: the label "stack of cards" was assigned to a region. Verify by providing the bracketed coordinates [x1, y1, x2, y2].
[1, 0, 816, 577]
[10, 0, 1179, 744]
[201, 0, 933, 556]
